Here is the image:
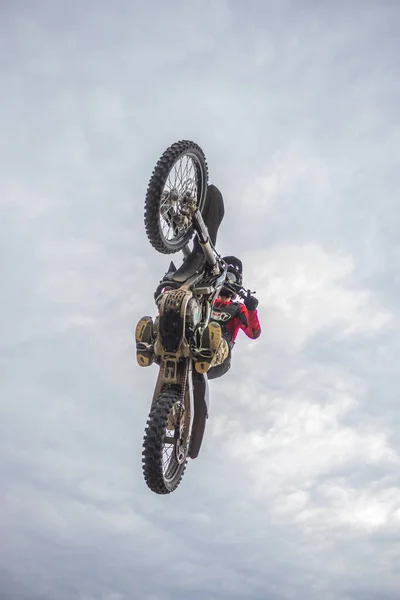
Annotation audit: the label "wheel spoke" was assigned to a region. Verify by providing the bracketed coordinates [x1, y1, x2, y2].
[144, 141, 208, 254]
[158, 153, 201, 245]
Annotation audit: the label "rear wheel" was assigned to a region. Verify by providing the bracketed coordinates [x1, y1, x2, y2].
[142, 386, 190, 494]
[144, 140, 209, 254]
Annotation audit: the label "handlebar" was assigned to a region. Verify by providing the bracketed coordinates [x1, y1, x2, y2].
[222, 281, 256, 301]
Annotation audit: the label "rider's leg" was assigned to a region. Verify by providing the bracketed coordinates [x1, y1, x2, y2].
[135, 316, 155, 366]
[207, 350, 232, 379]
[194, 322, 222, 374]
[195, 324, 229, 374]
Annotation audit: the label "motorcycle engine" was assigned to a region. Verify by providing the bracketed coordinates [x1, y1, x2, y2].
[186, 297, 202, 328]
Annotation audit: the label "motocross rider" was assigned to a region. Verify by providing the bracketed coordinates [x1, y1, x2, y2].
[195, 256, 261, 379]
[135, 256, 261, 380]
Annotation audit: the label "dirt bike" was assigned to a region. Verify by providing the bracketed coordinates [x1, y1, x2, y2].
[138, 140, 248, 495]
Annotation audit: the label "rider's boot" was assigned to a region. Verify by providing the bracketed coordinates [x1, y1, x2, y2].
[195, 322, 222, 374]
[135, 316, 155, 367]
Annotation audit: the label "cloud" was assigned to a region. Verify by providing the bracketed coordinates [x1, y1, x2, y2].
[241, 143, 331, 215]
[244, 243, 392, 349]
[1, 0, 400, 599]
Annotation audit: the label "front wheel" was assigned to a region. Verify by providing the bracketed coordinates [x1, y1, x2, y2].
[142, 386, 190, 494]
[144, 140, 209, 254]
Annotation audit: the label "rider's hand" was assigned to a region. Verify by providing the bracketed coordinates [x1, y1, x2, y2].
[244, 291, 258, 311]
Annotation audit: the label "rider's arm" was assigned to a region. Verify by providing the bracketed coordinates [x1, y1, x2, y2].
[237, 304, 261, 339]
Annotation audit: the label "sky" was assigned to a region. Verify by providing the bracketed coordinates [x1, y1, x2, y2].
[1, 0, 400, 599]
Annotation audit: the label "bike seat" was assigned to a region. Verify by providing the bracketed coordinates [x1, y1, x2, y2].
[171, 184, 225, 284]
[172, 244, 206, 283]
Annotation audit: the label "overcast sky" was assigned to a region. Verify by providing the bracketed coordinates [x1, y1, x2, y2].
[1, 1, 400, 599]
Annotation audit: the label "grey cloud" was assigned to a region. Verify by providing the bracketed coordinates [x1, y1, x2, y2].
[2, 0, 400, 599]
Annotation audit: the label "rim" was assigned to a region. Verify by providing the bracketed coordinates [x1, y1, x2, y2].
[159, 152, 205, 249]
[162, 401, 188, 484]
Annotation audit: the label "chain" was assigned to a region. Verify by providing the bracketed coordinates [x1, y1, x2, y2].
[179, 358, 189, 407]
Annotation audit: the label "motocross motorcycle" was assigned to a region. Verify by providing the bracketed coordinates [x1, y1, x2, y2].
[138, 140, 249, 495]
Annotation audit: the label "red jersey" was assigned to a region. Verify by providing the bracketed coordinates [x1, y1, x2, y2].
[211, 299, 261, 346]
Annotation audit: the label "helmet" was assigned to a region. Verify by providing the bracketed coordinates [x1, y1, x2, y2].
[224, 256, 243, 285]
[219, 286, 234, 298]
[219, 256, 243, 298]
